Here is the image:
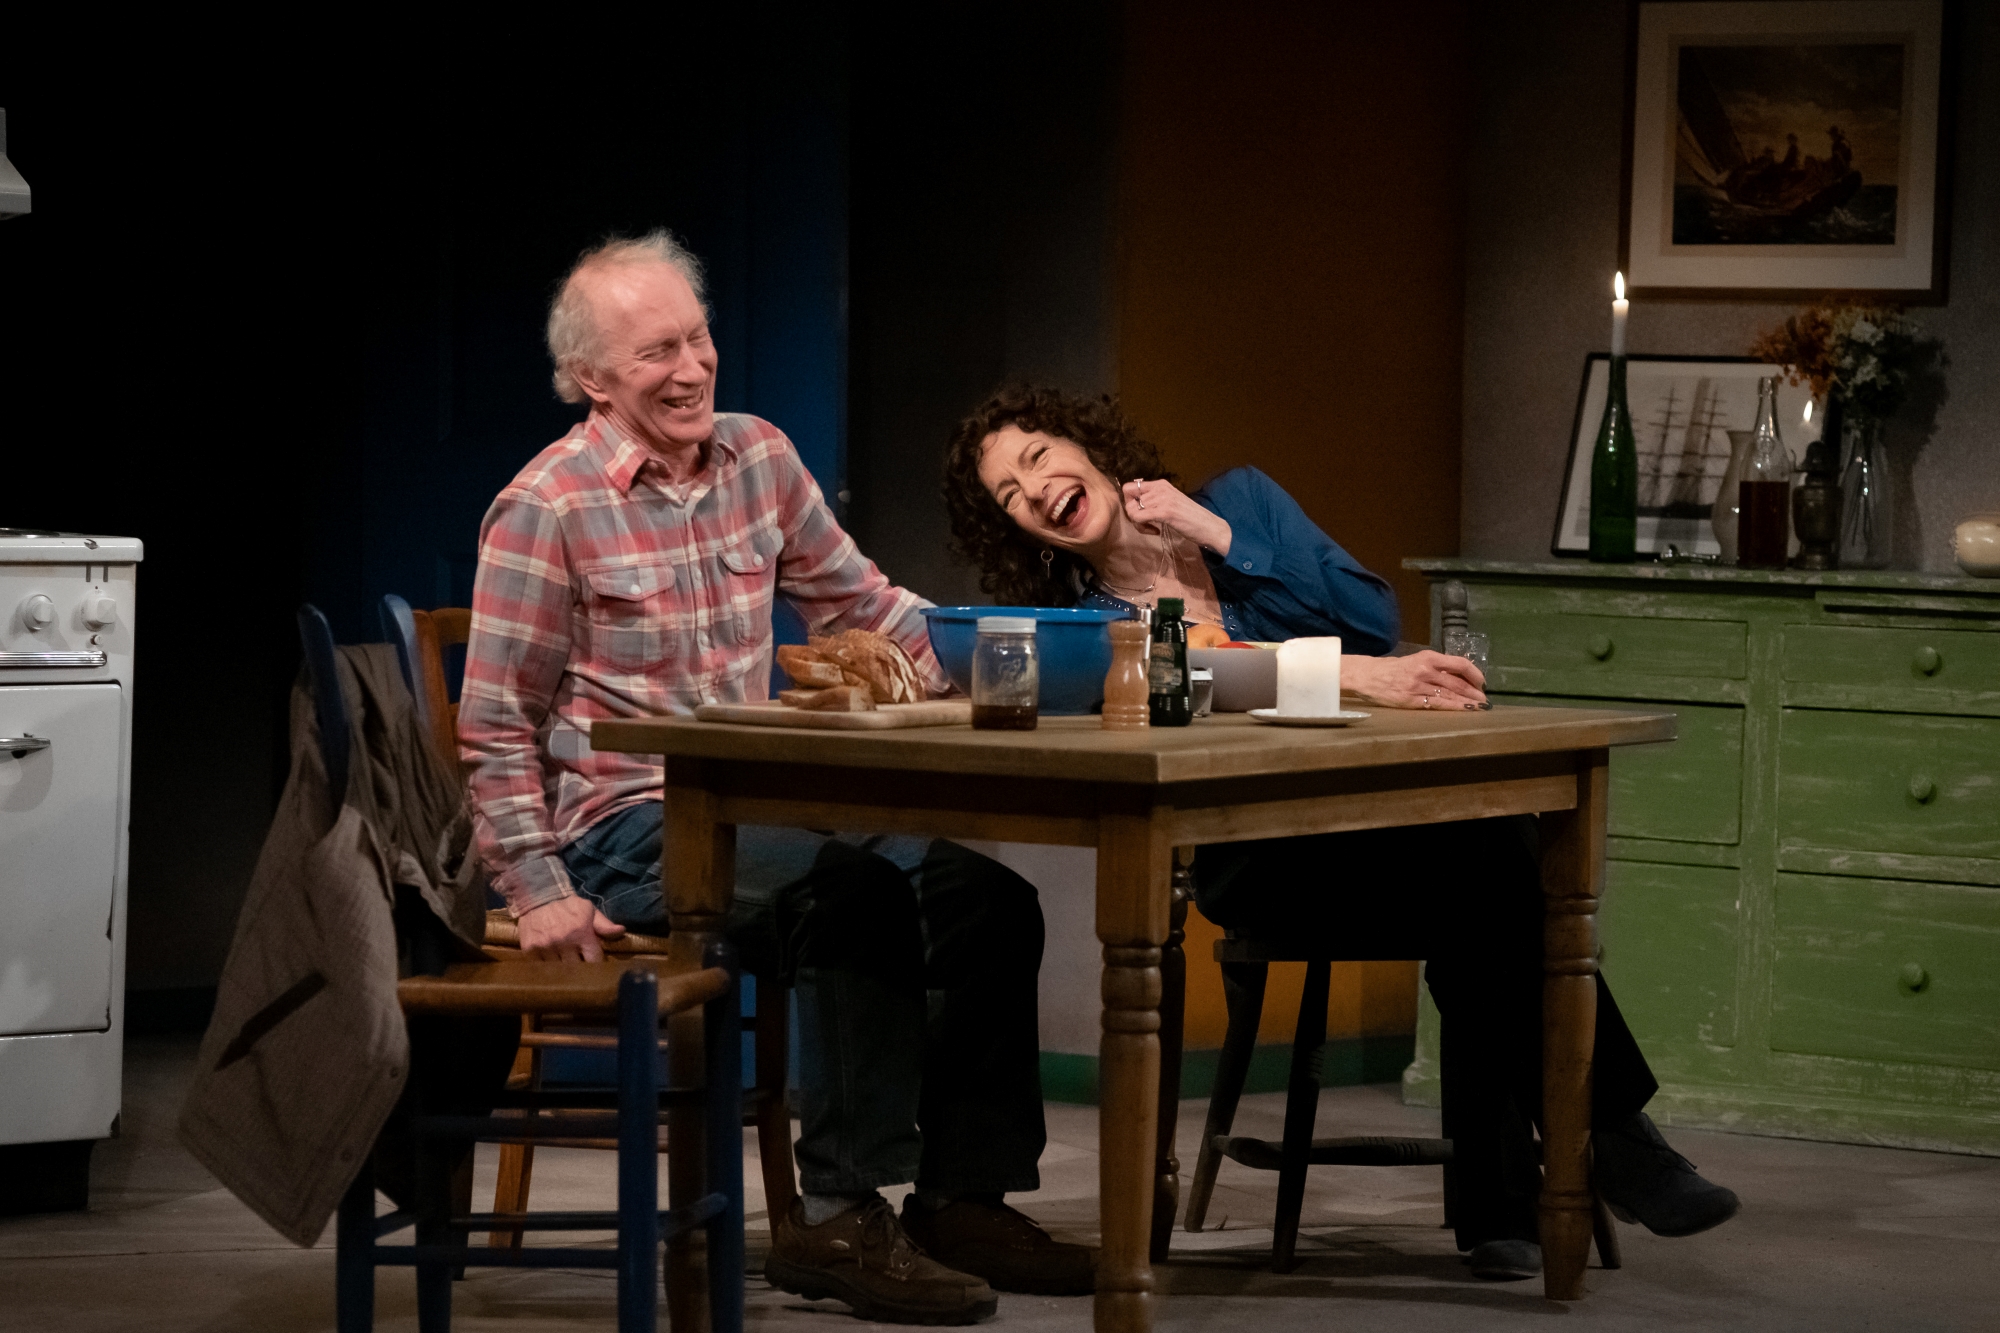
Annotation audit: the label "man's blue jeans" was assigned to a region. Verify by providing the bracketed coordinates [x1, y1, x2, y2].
[559, 801, 1048, 1196]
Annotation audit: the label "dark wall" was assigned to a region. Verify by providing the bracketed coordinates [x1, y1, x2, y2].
[847, 3, 1122, 606]
[1116, 2, 1470, 639]
[1, 17, 850, 990]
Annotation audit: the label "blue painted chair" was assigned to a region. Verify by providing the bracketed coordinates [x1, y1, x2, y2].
[299, 604, 744, 1333]
[377, 594, 802, 1248]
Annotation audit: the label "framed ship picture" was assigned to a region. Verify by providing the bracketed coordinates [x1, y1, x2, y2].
[1552, 354, 1822, 558]
[1621, 0, 1951, 301]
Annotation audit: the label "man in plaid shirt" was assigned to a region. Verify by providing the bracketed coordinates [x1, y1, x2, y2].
[460, 233, 1091, 1322]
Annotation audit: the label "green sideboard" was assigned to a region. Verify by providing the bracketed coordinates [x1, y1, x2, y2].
[1403, 559, 2000, 1156]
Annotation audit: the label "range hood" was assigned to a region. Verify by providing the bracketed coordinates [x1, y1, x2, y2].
[0, 110, 31, 220]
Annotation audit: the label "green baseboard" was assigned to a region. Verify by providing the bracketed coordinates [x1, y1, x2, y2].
[1040, 1035, 1418, 1107]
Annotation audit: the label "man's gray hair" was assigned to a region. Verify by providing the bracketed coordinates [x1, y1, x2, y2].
[546, 229, 709, 404]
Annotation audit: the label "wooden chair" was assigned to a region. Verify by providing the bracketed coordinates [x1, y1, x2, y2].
[300, 604, 744, 1333]
[378, 594, 800, 1249]
[1177, 927, 1622, 1273]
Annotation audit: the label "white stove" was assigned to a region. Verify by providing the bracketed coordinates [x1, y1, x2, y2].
[0, 528, 141, 1210]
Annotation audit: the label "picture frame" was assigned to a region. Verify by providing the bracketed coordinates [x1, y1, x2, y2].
[1551, 353, 1822, 559]
[1620, 0, 1952, 302]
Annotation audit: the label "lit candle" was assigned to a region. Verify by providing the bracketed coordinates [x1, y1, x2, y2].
[1611, 271, 1628, 358]
[1276, 637, 1343, 716]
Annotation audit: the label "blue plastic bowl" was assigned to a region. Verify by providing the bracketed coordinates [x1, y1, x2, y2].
[921, 606, 1125, 715]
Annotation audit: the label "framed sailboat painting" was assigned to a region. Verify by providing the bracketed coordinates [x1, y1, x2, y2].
[1621, 0, 1951, 301]
[1552, 354, 1822, 558]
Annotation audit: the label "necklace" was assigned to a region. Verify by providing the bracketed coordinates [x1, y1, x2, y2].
[1095, 531, 1173, 598]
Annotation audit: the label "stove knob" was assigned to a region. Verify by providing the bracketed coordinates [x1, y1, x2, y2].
[81, 592, 119, 628]
[22, 594, 56, 629]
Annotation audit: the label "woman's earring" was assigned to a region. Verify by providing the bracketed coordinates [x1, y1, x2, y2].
[1041, 547, 1055, 578]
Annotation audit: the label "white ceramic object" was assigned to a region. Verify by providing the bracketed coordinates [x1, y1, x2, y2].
[1275, 637, 1343, 715]
[1953, 513, 2000, 577]
[1188, 646, 1278, 712]
[1248, 708, 1371, 727]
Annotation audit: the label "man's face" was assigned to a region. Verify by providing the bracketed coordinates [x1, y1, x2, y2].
[571, 262, 718, 454]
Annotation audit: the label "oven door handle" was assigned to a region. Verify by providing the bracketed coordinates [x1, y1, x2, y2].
[2, 735, 51, 757]
[0, 649, 109, 669]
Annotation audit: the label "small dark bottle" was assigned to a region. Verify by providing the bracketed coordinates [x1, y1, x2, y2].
[1148, 597, 1192, 727]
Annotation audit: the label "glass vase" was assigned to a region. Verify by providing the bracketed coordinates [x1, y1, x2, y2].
[1837, 415, 1892, 570]
[1709, 429, 1757, 564]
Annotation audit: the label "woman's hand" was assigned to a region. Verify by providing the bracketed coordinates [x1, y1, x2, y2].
[1342, 651, 1487, 710]
[1122, 479, 1232, 556]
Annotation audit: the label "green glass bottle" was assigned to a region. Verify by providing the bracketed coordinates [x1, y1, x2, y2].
[1589, 354, 1638, 562]
[1147, 597, 1192, 727]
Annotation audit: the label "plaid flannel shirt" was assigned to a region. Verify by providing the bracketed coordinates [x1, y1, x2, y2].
[461, 411, 946, 914]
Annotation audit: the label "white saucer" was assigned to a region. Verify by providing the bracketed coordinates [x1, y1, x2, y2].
[1247, 708, 1372, 727]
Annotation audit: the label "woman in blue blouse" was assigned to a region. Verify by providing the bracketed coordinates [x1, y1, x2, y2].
[942, 384, 1739, 1281]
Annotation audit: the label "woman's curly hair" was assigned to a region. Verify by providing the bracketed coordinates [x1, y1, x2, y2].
[941, 384, 1176, 607]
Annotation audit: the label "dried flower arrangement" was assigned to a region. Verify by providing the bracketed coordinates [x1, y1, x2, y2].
[1749, 303, 1943, 423]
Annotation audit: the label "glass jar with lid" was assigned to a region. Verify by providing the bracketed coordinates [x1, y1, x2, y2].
[971, 616, 1039, 730]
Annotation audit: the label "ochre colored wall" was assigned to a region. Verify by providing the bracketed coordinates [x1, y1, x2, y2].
[1117, 1, 1471, 1047]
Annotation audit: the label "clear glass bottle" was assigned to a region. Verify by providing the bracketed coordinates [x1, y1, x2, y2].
[971, 616, 1039, 730]
[1838, 412, 1892, 569]
[1736, 376, 1791, 569]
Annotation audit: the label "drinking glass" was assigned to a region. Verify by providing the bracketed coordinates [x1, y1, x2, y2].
[1443, 629, 1492, 707]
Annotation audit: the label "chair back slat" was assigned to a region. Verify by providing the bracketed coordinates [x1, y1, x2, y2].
[380, 595, 466, 766]
[296, 604, 348, 822]
[430, 607, 471, 648]
[379, 593, 432, 737]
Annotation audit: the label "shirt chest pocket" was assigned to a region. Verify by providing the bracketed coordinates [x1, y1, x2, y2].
[715, 544, 776, 647]
[579, 560, 679, 672]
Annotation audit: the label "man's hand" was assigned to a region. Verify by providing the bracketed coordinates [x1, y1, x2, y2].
[515, 895, 627, 962]
[1121, 479, 1233, 557]
[1342, 651, 1487, 710]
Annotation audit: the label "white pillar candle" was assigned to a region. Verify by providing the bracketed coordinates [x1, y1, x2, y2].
[1276, 637, 1343, 715]
[1611, 270, 1629, 358]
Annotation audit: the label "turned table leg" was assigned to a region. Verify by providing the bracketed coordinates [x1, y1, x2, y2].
[664, 759, 736, 1333]
[1538, 749, 1608, 1301]
[1095, 811, 1173, 1333]
[1150, 850, 1191, 1263]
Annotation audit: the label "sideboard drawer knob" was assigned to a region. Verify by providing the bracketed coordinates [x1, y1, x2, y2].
[1899, 963, 1930, 994]
[1588, 635, 1615, 661]
[1909, 775, 1937, 803]
[1913, 646, 1942, 676]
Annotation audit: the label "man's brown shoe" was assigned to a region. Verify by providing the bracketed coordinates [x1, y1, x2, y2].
[900, 1195, 1097, 1296]
[766, 1196, 999, 1325]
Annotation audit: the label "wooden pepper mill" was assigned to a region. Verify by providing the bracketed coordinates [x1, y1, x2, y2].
[1102, 619, 1151, 730]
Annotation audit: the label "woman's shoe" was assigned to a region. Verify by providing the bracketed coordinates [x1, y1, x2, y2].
[1594, 1111, 1741, 1237]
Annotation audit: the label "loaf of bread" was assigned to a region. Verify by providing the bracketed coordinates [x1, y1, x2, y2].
[1188, 623, 1232, 650]
[776, 645, 846, 688]
[781, 685, 875, 711]
[774, 629, 925, 705]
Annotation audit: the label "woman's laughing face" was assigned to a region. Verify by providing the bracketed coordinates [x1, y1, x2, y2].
[976, 425, 1123, 552]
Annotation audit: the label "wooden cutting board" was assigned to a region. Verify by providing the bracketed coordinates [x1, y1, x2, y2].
[692, 699, 974, 730]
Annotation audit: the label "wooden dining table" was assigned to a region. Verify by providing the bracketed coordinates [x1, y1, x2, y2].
[591, 704, 1675, 1331]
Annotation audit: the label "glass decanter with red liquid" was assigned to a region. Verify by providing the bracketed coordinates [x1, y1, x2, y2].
[1737, 376, 1792, 570]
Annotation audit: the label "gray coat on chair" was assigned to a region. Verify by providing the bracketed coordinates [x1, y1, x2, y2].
[178, 644, 485, 1247]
